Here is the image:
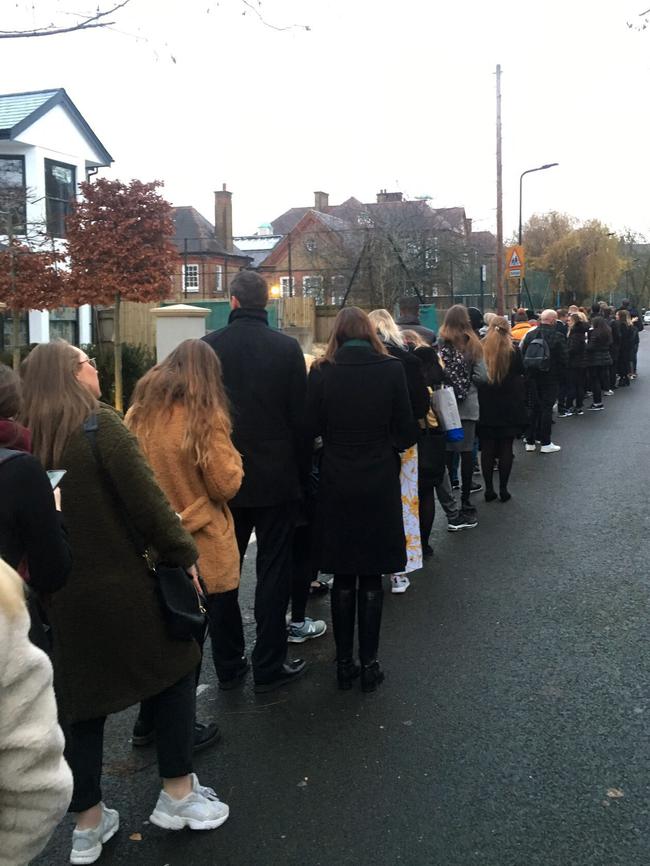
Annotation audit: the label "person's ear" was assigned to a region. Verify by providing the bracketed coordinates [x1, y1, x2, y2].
[230, 295, 241, 310]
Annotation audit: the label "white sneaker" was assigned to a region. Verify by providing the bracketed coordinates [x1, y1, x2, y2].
[540, 443, 561, 453]
[390, 575, 410, 594]
[524, 443, 536, 452]
[70, 803, 119, 865]
[149, 774, 229, 831]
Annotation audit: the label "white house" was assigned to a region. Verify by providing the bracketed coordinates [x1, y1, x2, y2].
[0, 88, 113, 348]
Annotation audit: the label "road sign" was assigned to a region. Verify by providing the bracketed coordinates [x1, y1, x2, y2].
[505, 245, 525, 278]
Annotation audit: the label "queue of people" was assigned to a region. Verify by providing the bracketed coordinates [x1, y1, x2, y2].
[0, 273, 644, 865]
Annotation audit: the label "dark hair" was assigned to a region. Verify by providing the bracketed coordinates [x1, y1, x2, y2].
[514, 311, 528, 323]
[591, 316, 611, 340]
[591, 303, 601, 315]
[230, 270, 269, 309]
[398, 295, 419, 315]
[557, 308, 568, 318]
[321, 307, 387, 363]
[0, 364, 21, 420]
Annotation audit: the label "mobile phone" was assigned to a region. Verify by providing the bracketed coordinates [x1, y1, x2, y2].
[47, 469, 67, 490]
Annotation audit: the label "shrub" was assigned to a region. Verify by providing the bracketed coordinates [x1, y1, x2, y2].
[82, 342, 156, 410]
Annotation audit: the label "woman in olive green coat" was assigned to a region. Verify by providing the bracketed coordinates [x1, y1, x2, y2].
[21, 341, 229, 866]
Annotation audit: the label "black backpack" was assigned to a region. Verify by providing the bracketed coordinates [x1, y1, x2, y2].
[523, 332, 551, 372]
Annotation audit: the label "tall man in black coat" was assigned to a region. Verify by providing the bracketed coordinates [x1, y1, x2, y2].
[203, 271, 308, 692]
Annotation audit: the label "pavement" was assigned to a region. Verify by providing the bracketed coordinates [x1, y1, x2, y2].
[37, 334, 650, 866]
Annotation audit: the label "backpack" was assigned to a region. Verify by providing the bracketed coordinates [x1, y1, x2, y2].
[523, 332, 551, 372]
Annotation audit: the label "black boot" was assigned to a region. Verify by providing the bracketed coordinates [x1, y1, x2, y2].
[331, 584, 360, 690]
[358, 588, 385, 692]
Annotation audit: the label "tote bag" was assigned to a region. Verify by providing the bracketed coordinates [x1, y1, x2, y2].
[430, 386, 464, 443]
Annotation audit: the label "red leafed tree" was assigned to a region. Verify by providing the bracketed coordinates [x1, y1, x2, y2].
[0, 239, 65, 368]
[66, 178, 177, 411]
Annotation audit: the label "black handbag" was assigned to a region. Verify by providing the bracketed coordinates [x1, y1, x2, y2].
[83, 415, 206, 642]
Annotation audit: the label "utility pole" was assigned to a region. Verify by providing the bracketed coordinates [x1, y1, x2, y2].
[495, 64, 505, 315]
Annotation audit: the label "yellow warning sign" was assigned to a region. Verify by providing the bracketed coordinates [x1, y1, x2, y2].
[505, 245, 525, 278]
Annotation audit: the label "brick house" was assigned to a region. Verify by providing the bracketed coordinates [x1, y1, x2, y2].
[170, 185, 250, 301]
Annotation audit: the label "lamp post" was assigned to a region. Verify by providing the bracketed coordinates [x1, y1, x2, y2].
[518, 162, 558, 307]
[518, 162, 559, 245]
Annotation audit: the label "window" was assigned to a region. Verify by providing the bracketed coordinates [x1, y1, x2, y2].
[280, 276, 295, 297]
[302, 275, 323, 304]
[214, 264, 223, 295]
[182, 263, 200, 293]
[0, 155, 26, 234]
[45, 159, 76, 237]
[330, 274, 346, 306]
[49, 306, 79, 344]
[304, 238, 317, 253]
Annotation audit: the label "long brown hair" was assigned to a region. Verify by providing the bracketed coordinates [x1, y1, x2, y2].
[126, 339, 231, 468]
[320, 307, 387, 363]
[482, 316, 513, 385]
[0, 364, 24, 448]
[439, 304, 483, 362]
[20, 341, 98, 467]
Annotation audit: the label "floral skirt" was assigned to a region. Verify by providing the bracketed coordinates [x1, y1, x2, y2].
[399, 445, 422, 574]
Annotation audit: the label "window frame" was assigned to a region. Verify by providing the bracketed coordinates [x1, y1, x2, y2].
[182, 263, 200, 293]
[214, 264, 223, 295]
[44, 157, 76, 238]
[0, 154, 26, 235]
[280, 276, 295, 297]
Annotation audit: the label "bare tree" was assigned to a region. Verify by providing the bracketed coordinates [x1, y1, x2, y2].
[0, 1, 133, 39]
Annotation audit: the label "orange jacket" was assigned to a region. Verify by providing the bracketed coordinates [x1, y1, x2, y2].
[511, 321, 533, 344]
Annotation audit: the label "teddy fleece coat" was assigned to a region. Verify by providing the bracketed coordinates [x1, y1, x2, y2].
[0, 564, 72, 866]
[45, 405, 200, 724]
[132, 404, 243, 594]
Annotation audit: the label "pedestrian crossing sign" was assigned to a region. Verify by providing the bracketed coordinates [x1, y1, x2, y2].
[505, 245, 525, 278]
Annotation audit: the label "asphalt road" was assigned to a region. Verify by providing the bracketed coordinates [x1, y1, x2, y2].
[37, 334, 650, 866]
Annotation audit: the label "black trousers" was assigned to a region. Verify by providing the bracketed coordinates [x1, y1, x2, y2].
[209, 503, 296, 684]
[66, 672, 195, 812]
[567, 367, 586, 409]
[525, 378, 558, 446]
[590, 365, 609, 403]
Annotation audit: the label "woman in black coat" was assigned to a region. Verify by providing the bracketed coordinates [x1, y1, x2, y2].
[477, 317, 527, 502]
[615, 309, 635, 386]
[306, 307, 416, 692]
[586, 316, 613, 409]
[566, 314, 589, 414]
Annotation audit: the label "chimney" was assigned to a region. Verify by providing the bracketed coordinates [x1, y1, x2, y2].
[214, 183, 233, 251]
[376, 190, 403, 203]
[314, 190, 329, 212]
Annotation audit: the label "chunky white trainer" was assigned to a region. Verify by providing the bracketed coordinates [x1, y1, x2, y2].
[540, 443, 561, 453]
[149, 774, 229, 831]
[70, 803, 119, 865]
[390, 575, 410, 594]
[524, 443, 536, 452]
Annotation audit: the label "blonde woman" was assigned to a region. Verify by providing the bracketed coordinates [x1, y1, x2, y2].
[126, 340, 244, 691]
[369, 309, 429, 594]
[20, 341, 229, 865]
[477, 317, 526, 502]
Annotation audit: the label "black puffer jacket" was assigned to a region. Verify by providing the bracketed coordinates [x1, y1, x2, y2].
[567, 322, 589, 369]
[586, 327, 613, 367]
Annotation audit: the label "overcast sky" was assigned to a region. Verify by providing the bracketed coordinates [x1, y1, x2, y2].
[4, 0, 649, 239]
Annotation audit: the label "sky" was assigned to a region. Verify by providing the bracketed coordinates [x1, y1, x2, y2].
[3, 0, 650, 240]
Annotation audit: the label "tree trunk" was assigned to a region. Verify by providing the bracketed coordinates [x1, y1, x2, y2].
[11, 309, 21, 370]
[113, 293, 123, 413]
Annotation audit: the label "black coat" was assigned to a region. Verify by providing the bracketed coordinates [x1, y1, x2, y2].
[477, 349, 527, 434]
[306, 343, 416, 575]
[203, 307, 307, 508]
[567, 323, 589, 369]
[586, 327, 613, 367]
[618, 323, 636, 366]
[0, 453, 71, 594]
[396, 315, 436, 345]
[385, 341, 430, 421]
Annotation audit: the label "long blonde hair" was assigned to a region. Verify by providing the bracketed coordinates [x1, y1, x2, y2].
[439, 304, 483, 362]
[20, 341, 98, 467]
[482, 316, 513, 385]
[126, 339, 231, 468]
[368, 309, 405, 347]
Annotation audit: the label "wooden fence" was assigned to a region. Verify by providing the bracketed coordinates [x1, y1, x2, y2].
[280, 297, 316, 332]
[119, 301, 157, 349]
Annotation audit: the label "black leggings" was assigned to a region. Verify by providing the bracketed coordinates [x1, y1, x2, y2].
[480, 438, 514, 494]
[333, 574, 382, 592]
[66, 672, 195, 812]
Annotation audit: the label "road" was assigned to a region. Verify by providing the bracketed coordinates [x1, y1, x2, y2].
[37, 334, 650, 866]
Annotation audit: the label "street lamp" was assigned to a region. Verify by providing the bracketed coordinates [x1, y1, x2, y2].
[518, 162, 559, 245]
